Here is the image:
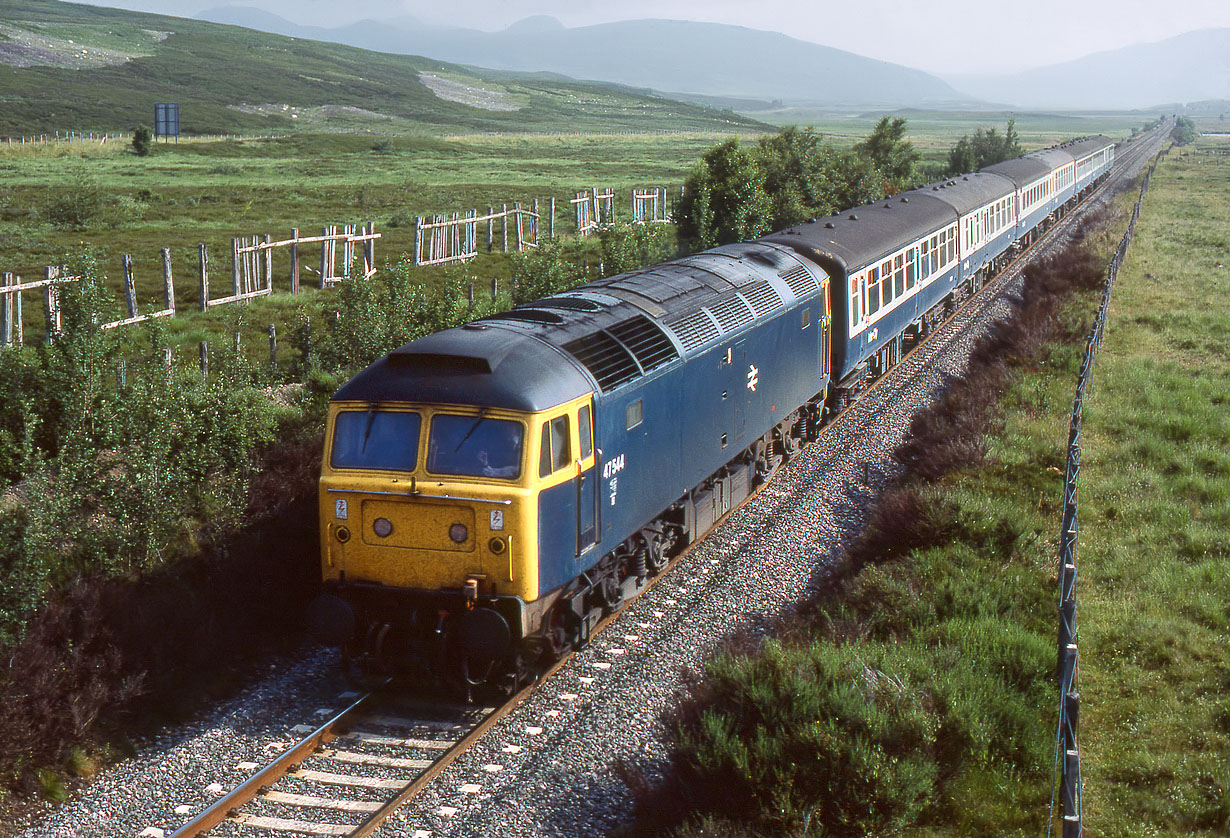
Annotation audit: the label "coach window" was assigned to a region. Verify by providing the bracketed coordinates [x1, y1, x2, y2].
[893, 254, 905, 297]
[850, 275, 863, 326]
[920, 241, 931, 280]
[880, 260, 892, 304]
[867, 266, 881, 315]
[906, 250, 916, 289]
[539, 415, 571, 477]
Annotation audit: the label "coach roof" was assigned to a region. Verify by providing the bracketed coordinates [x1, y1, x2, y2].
[761, 192, 955, 273]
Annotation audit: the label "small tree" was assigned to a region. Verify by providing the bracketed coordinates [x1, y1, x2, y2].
[131, 125, 153, 157]
[676, 139, 772, 251]
[853, 116, 920, 192]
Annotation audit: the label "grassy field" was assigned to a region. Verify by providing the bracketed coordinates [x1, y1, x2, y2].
[0, 130, 732, 349]
[1078, 137, 1230, 834]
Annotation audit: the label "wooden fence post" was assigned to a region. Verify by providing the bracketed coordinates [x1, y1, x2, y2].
[549, 196, 556, 240]
[487, 206, 494, 253]
[231, 238, 241, 299]
[502, 204, 508, 253]
[515, 203, 524, 252]
[364, 222, 375, 277]
[531, 198, 539, 246]
[263, 234, 273, 291]
[13, 276, 21, 346]
[199, 341, 209, 383]
[198, 244, 210, 311]
[319, 227, 329, 289]
[122, 254, 138, 318]
[0, 273, 12, 347]
[268, 323, 277, 369]
[491, 278, 498, 299]
[290, 228, 300, 294]
[161, 248, 175, 313]
[43, 267, 60, 342]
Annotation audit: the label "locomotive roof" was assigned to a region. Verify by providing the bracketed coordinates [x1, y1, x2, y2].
[333, 241, 830, 408]
[904, 171, 1016, 215]
[332, 327, 595, 412]
[760, 192, 954, 274]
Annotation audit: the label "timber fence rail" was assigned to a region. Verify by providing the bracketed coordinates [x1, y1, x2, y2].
[414, 186, 675, 266]
[1048, 145, 1167, 838]
[0, 222, 378, 348]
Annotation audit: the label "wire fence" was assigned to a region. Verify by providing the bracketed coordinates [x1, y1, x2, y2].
[1048, 142, 1168, 838]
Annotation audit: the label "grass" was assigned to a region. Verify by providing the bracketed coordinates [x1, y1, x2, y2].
[1077, 138, 1230, 834]
[0, 129, 724, 351]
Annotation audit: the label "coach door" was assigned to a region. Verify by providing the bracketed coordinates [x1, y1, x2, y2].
[575, 401, 597, 554]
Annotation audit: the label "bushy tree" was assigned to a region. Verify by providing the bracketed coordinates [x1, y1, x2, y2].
[947, 120, 1024, 175]
[676, 139, 772, 250]
[853, 116, 920, 192]
[1172, 116, 1197, 145]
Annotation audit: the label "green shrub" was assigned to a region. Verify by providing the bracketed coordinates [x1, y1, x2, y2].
[670, 641, 939, 836]
[131, 125, 152, 157]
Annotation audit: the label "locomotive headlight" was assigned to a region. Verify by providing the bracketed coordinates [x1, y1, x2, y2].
[372, 517, 393, 538]
[335, 526, 351, 543]
[449, 523, 469, 544]
[488, 536, 507, 555]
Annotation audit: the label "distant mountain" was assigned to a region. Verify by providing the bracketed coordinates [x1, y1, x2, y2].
[946, 29, 1230, 110]
[195, 8, 971, 109]
[0, 0, 771, 136]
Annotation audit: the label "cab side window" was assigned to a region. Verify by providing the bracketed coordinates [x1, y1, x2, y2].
[578, 405, 593, 459]
[539, 415, 572, 477]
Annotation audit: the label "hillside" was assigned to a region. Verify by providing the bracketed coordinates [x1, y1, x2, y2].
[946, 28, 1230, 110]
[0, 0, 770, 135]
[197, 7, 971, 109]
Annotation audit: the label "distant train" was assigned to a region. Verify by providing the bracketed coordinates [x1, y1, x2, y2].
[307, 135, 1116, 694]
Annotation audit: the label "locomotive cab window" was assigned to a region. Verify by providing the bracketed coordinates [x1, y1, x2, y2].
[579, 404, 593, 459]
[426, 414, 524, 479]
[331, 409, 421, 472]
[539, 415, 571, 477]
[801, 307, 811, 329]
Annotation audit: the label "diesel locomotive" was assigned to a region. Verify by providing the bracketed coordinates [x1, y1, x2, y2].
[307, 135, 1116, 694]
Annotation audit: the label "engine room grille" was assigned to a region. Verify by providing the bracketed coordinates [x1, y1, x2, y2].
[606, 315, 678, 373]
[740, 281, 784, 316]
[779, 265, 819, 299]
[563, 331, 639, 392]
[666, 310, 720, 352]
[708, 296, 755, 332]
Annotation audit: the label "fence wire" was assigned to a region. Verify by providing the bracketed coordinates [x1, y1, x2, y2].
[1047, 143, 1168, 838]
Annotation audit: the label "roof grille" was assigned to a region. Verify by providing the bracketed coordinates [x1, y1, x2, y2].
[607, 315, 678, 373]
[708, 296, 754, 332]
[665, 310, 720, 352]
[563, 331, 640, 392]
[780, 266, 818, 299]
[740, 281, 783, 317]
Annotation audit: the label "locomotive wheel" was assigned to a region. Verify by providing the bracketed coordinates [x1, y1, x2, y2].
[643, 531, 668, 575]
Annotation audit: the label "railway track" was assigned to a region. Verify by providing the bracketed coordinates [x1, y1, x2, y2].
[165, 125, 1167, 838]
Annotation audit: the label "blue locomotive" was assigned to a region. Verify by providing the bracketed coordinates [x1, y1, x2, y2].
[308, 135, 1115, 692]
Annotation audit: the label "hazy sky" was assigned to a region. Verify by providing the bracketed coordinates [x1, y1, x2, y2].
[75, 0, 1230, 75]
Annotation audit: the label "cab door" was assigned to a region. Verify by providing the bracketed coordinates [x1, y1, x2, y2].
[576, 401, 597, 554]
